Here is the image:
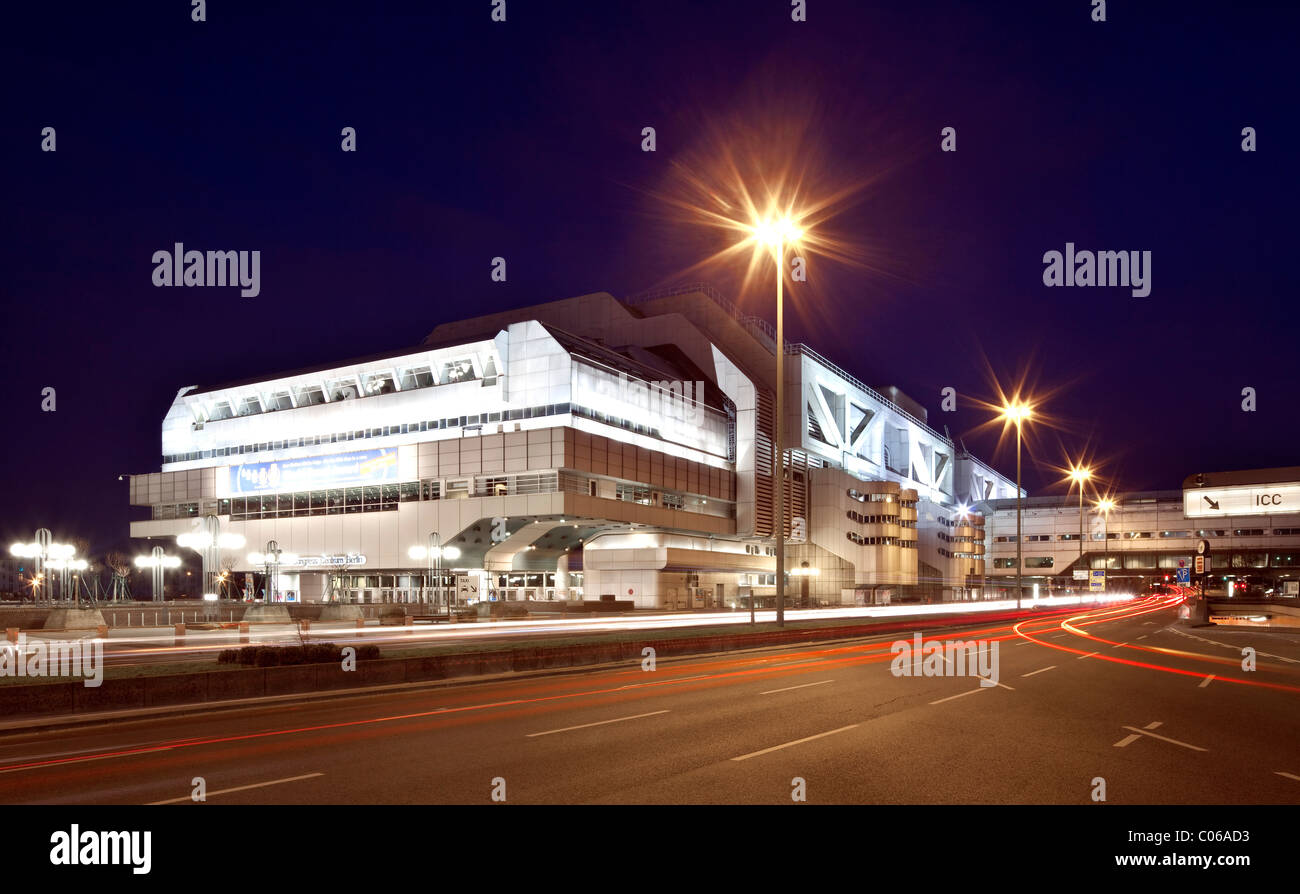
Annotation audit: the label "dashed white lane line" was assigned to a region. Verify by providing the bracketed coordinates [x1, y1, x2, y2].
[761, 679, 834, 695]
[1021, 666, 1057, 678]
[148, 772, 324, 805]
[731, 724, 859, 761]
[1276, 771, 1300, 782]
[526, 710, 669, 738]
[1145, 721, 1162, 730]
[1110, 641, 1128, 649]
[1198, 674, 1215, 688]
[1114, 734, 1141, 748]
[1119, 725, 1207, 752]
[1136, 635, 1147, 641]
[1077, 651, 1100, 660]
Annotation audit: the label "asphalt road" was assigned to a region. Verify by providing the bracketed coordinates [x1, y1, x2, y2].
[1, 594, 1297, 805]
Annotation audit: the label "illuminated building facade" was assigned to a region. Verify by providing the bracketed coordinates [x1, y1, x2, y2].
[128, 287, 1018, 607]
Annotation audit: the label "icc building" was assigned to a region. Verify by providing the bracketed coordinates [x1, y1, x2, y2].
[127, 287, 1021, 608]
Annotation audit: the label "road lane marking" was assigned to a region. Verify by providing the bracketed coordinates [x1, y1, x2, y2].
[1275, 771, 1300, 782]
[616, 674, 709, 690]
[731, 724, 858, 761]
[1111, 642, 1128, 649]
[148, 772, 324, 804]
[526, 710, 669, 738]
[1021, 666, 1056, 678]
[1144, 721, 1162, 730]
[1121, 726, 1207, 752]
[761, 679, 834, 695]
[1136, 635, 1147, 640]
[1077, 651, 1099, 660]
[1114, 734, 1141, 748]
[929, 688, 986, 705]
[1198, 674, 1215, 688]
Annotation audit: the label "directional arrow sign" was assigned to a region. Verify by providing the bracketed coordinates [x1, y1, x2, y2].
[1202, 495, 1220, 510]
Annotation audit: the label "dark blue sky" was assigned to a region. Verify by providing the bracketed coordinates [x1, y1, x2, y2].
[3, 1, 1297, 556]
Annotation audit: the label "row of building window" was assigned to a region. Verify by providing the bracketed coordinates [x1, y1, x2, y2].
[846, 532, 918, 548]
[165, 403, 571, 464]
[994, 552, 1300, 571]
[847, 510, 898, 525]
[198, 359, 487, 425]
[995, 528, 1292, 543]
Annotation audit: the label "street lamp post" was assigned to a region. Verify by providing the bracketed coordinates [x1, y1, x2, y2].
[1096, 497, 1116, 592]
[999, 403, 1032, 609]
[410, 536, 462, 614]
[134, 548, 181, 601]
[1069, 465, 1092, 584]
[754, 217, 803, 628]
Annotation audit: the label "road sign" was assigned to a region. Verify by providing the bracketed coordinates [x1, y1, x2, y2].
[1073, 569, 1089, 581]
[1175, 566, 1191, 585]
[1090, 570, 1106, 592]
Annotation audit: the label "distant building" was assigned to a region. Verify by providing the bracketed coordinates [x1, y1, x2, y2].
[981, 466, 1300, 599]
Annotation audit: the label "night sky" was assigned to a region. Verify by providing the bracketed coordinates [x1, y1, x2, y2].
[4, 1, 1297, 559]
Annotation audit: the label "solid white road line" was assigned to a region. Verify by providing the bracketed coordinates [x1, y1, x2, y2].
[1021, 666, 1056, 678]
[761, 679, 834, 695]
[929, 688, 985, 705]
[1121, 726, 1207, 752]
[1198, 674, 1215, 688]
[148, 772, 324, 805]
[1275, 771, 1300, 782]
[526, 710, 669, 738]
[731, 724, 859, 761]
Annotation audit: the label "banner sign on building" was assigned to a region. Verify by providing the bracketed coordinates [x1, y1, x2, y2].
[1184, 482, 1300, 517]
[229, 449, 398, 495]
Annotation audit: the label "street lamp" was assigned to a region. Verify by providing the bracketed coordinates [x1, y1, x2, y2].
[1068, 464, 1092, 571]
[750, 215, 804, 628]
[11, 531, 76, 603]
[1096, 497, 1117, 591]
[134, 547, 182, 602]
[178, 520, 245, 598]
[409, 536, 462, 612]
[248, 541, 297, 603]
[999, 402, 1033, 608]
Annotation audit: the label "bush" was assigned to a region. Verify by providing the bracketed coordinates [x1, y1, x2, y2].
[217, 642, 381, 666]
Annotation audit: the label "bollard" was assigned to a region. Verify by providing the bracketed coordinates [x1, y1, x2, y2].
[6, 628, 17, 643]
[174, 623, 185, 645]
[239, 621, 250, 644]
